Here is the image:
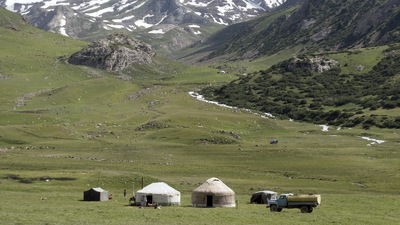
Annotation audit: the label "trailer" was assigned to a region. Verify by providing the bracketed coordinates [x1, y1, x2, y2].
[268, 193, 321, 213]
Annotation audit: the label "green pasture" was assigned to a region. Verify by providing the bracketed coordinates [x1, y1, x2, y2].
[1, 19, 400, 224]
[323, 46, 388, 75]
[1, 79, 399, 224]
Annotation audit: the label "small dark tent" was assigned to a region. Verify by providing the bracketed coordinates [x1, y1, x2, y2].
[250, 191, 277, 204]
[84, 187, 109, 201]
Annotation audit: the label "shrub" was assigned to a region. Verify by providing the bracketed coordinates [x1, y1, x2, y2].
[382, 102, 396, 109]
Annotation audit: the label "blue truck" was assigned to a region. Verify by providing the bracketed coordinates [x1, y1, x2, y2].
[267, 193, 321, 213]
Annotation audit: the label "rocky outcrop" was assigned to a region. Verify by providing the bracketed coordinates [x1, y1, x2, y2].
[68, 34, 155, 71]
[0, 74, 11, 80]
[309, 57, 338, 73]
[288, 56, 338, 73]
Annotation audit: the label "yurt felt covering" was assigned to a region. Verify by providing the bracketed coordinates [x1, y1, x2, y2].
[192, 177, 236, 207]
[135, 182, 180, 206]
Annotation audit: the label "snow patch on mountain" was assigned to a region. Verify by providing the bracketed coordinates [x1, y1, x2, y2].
[112, 15, 135, 23]
[20, 4, 32, 14]
[135, 14, 154, 28]
[5, 0, 40, 11]
[263, 0, 284, 8]
[86, 6, 114, 17]
[149, 29, 165, 34]
[243, 0, 266, 11]
[107, 24, 125, 29]
[181, 0, 212, 7]
[42, 0, 68, 8]
[59, 15, 67, 36]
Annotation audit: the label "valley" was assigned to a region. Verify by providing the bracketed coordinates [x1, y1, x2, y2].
[0, 2, 399, 224]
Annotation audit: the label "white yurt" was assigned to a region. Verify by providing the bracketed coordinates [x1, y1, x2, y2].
[135, 182, 180, 206]
[192, 177, 236, 207]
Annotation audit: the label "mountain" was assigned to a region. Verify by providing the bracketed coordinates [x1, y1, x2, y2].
[184, 0, 400, 129]
[0, 0, 287, 58]
[197, 0, 400, 61]
[0, 0, 286, 45]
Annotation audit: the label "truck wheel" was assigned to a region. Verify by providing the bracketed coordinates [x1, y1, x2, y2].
[300, 206, 309, 213]
[270, 205, 278, 212]
[308, 207, 313, 213]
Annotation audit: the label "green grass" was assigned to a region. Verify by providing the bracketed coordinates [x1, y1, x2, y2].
[324, 46, 388, 74]
[1, 82, 399, 224]
[208, 45, 306, 74]
[0, 184, 398, 225]
[1, 10, 400, 224]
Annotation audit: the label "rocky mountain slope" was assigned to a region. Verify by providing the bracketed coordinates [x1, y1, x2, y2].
[199, 0, 400, 61]
[0, 0, 287, 57]
[0, 0, 286, 39]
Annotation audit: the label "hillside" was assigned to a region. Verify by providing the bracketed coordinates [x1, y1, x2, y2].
[188, 0, 400, 129]
[201, 45, 400, 129]
[196, 0, 400, 61]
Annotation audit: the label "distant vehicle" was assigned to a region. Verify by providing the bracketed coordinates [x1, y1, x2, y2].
[270, 139, 278, 144]
[267, 193, 321, 213]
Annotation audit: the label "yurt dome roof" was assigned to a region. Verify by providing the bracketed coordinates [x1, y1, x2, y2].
[136, 182, 180, 195]
[192, 177, 235, 195]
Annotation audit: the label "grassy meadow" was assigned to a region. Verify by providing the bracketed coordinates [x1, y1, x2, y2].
[1, 13, 400, 225]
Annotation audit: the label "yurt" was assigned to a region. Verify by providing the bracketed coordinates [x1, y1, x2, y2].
[250, 191, 277, 204]
[83, 187, 109, 201]
[192, 177, 236, 207]
[135, 182, 180, 206]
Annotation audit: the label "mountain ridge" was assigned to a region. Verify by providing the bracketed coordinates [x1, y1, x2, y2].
[197, 0, 400, 62]
[0, 0, 287, 39]
[0, 0, 288, 57]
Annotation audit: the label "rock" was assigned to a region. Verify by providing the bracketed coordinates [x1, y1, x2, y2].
[68, 34, 156, 71]
[288, 56, 338, 74]
[309, 57, 338, 73]
[311, 27, 332, 42]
